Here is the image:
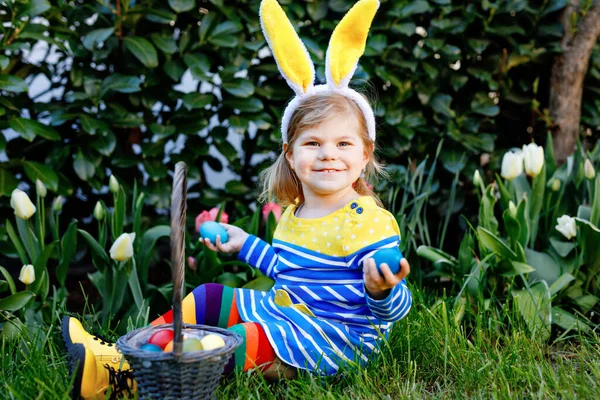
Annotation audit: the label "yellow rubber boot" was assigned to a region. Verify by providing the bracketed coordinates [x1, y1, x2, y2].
[62, 316, 135, 399]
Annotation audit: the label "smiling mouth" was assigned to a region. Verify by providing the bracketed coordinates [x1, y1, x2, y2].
[314, 169, 343, 173]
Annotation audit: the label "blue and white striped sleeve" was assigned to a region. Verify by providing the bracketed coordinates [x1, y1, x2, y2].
[237, 234, 279, 279]
[365, 279, 412, 322]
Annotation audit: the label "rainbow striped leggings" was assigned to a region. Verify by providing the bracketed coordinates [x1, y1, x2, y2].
[151, 283, 277, 374]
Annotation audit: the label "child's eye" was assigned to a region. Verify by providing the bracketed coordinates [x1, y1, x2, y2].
[338, 141, 351, 147]
[306, 141, 319, 146]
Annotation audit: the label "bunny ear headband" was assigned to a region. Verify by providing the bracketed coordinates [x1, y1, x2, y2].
[259, 0, 379, 143]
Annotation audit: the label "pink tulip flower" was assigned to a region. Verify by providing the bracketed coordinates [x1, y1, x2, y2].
[195, 207, 229, 232]
[262, 203, 282, 224]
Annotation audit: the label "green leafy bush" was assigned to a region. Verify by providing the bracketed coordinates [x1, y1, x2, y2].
[1, 0, 599, 234]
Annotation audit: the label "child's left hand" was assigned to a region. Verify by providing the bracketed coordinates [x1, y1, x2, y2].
[363, 257, 410, 300]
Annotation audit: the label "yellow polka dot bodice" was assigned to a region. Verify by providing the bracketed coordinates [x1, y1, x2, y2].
[273, 196, 401, 258]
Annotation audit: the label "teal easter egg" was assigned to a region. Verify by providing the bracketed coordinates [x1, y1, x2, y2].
[140, 343, 163, 352]
[372, 248, 403, 276]
[182, 338, 204, 352]
[200, 221, 229, 245]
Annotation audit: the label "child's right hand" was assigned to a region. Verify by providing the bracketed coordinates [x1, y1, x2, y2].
[199, 223, 249, 253]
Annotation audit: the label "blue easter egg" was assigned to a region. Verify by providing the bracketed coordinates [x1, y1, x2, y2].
[140, 343, 163, 352]
[372, 248, 403, 276]
[199, 221, 229, 245]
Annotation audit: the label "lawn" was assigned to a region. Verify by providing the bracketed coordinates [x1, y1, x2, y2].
[3, 288, 599, 399]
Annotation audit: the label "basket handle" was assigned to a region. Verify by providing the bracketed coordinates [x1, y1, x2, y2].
[170, 161, 187, 358]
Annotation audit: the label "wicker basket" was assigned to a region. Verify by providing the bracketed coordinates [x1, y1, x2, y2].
[116, 162, 243, 399]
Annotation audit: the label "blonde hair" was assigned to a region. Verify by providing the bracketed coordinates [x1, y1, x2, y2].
[258, 92, 387, 207]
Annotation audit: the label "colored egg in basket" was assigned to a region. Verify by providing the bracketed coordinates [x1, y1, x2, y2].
[161, 333, 227, 353]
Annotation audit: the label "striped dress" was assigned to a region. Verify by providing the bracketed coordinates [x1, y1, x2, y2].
[235, 196, 412, 375]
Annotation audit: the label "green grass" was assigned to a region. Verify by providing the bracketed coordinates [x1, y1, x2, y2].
[3, 293, 599, 399]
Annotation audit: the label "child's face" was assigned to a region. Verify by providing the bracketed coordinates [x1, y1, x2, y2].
[285, 112, 369, 199]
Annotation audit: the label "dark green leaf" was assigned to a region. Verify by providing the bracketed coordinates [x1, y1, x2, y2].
[123, 37, 159, 68]
[0, 266, 16, 295]
[391, 0, 432, 18]
[150, 123, 177, 139]
[223, 97, 264, 113]
[90, 131, 116, 156]
[0, 75, 28, 93]
[225, 180, 250, 195]
[467, 39, 490, 54]
[20, 0, 50, 17]
[391, 23, 416, 36]
[208, 35, 239, 48]
[6, 220, 29, 265]
[0, 169, 19, 197]
[307, 0, 328, 21]
[222, 79, 255, 98]
[182, 93, 214, 110]
[99, 74, 141, 98]
[78, 229, 110, 270]
[431, 94, 455, 118]
[168, 0, 195, 13]
[526, 248, 561, 286]
[216, 272, 245, 288]
[73, 152, 95, 181]
[164, 60, 185, 81]
[23, 161, 59, 191]
[57, 220, 77, 286]
[574, 218, 600, 274]
[82, 27, 115, 51]
[242, 276, 275, 291]
[0, 292, 35, 312]
[150, 34, 177, 55]
[477, 227, 517, 260]
[548, 273, 575, 296]
[9, 117, 60, 142]
[470, 93, 499, 116]
[551, 306, 590, 332]
[80, 114, 110, 135]
[20, 31, 69, 53]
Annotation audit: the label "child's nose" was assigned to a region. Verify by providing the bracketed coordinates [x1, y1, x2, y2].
[318, 144, 337, 160]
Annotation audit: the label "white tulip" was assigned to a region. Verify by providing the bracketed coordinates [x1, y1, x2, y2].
[522, 143, 544, 177]
[19, 264, 35, 285]
[36, 179, 47, 198]
[109, 175, 119, 194]
[508, 201, 517, 218]
[52, 195, 63, 212]
[10, 189, 36, 220]
[500, 150, 523, 181]
[555, 215, 577, 240]
[473, 169, 483, 187]
[93, 201, 105, 221]
[109, 232, 136, 261]
[584, 159, 595, 180]
[548, 178, 561, 192]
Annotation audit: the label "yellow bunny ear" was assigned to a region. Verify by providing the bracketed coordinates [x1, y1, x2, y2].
[326, 0, 379, 88]
[260, 0, 314, 95]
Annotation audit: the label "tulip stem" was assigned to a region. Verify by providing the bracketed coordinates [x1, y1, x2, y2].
[586, 180, 592, 205]
[36, 196, 45, 250]
[26, 220, 36, 262]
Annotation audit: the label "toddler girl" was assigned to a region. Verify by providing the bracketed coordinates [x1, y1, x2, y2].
[62, 0, 411, 398]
